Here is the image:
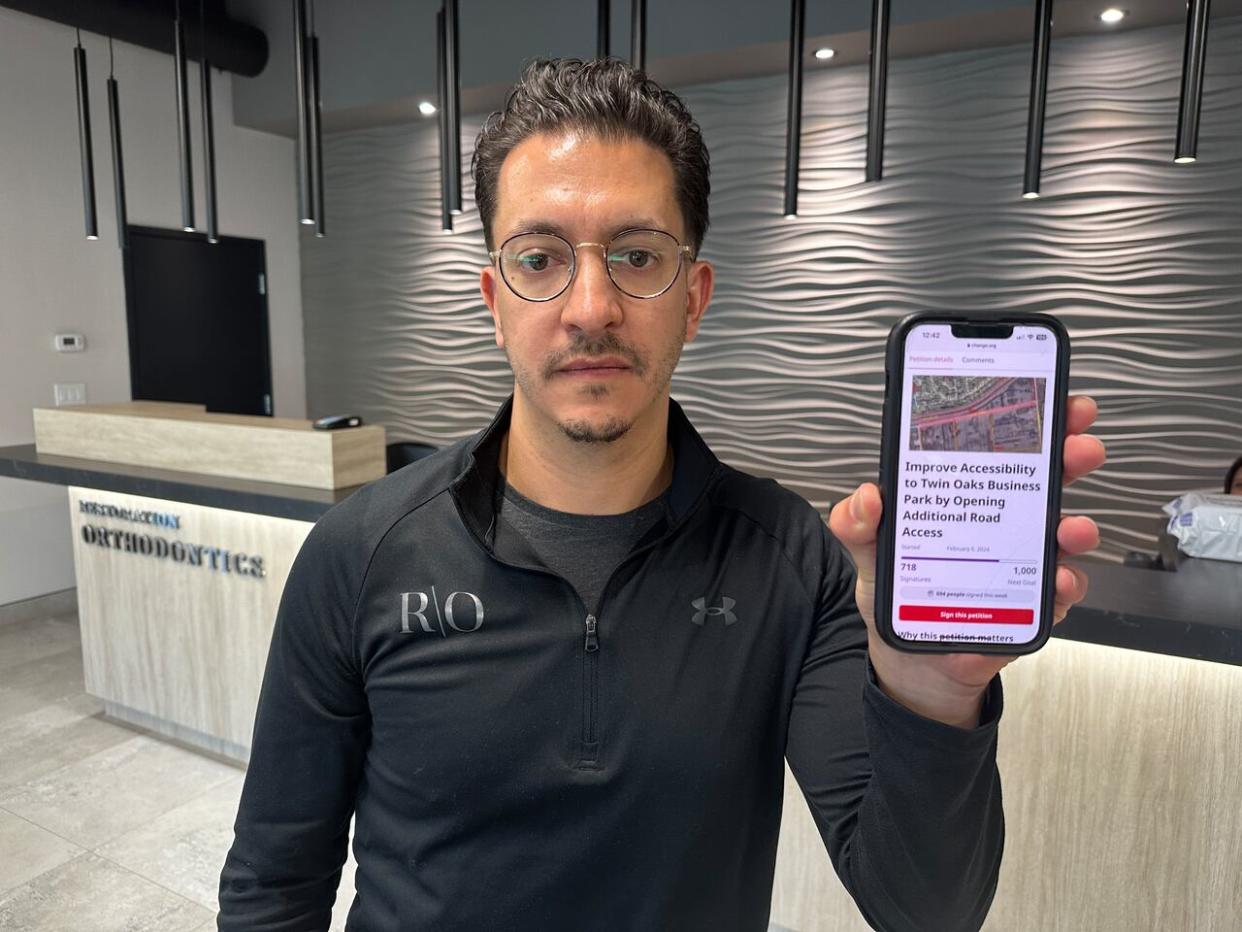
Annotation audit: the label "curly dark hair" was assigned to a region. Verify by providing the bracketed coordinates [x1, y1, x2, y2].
[471, 58, 710, 255]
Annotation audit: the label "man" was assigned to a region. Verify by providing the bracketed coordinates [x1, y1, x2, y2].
[219, 59, 1105, 931]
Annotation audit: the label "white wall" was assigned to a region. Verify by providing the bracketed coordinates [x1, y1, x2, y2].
[0, 8, 306, 606]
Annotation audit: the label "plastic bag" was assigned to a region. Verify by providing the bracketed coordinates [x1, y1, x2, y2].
[1162, 491, 1242, 563]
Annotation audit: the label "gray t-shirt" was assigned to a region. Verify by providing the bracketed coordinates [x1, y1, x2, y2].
[496, 481, 668, 612]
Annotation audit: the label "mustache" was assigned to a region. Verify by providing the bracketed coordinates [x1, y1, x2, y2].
[542, 334, 646, 380]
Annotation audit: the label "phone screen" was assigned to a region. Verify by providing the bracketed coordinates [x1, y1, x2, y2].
[890, 322, 1061, 647]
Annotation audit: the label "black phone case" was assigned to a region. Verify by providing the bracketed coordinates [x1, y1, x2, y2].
[874, 311, 1071, 654]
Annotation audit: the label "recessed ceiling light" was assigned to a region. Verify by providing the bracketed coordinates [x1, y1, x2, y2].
[813, 47, 836, 61]
[1099, 8, 1126, 24]
[418, 100, 437, 116]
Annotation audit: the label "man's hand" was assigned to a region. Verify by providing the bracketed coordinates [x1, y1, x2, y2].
[827, 395, 1107, 729]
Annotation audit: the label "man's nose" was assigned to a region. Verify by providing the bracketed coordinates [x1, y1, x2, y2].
[560, 246, 623, 334]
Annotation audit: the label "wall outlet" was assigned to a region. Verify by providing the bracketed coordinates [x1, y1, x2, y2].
[53, 383, 86, 406]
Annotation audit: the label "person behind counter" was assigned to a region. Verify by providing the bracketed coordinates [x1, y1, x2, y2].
[217, 58, 1107, 932]
[1226, 456, 1242, 495]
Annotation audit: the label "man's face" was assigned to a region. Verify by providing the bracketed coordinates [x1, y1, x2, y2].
[480, 131, 712, 445]
[1231, 471, 1242, 495]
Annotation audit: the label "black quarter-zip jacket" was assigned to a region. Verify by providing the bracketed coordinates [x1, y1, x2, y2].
[219, 398, 1004, 932]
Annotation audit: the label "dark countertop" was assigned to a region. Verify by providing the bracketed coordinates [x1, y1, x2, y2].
[1056, 557, 1242, 666]
[0, 443, 361, 522]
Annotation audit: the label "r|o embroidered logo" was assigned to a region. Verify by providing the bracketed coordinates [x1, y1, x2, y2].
[691, 596, 737, 626]
[401, 587, 485, 636]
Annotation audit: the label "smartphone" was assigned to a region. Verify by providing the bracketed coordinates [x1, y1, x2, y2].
[875, 312, 1070, 654]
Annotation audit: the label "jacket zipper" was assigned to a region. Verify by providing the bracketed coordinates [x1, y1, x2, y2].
[575, 527, 667, 767]
[466, 493, 706, 771]
[582, 614, 600, 756]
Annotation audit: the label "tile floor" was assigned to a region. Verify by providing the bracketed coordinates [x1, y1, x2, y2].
[0, 604, 357, 932]
[0, 601, 793, 932]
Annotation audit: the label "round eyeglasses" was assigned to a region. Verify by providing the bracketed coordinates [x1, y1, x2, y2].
[489, 229, 694, 302]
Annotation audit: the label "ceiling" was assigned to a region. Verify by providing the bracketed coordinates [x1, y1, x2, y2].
[224, 0, 1242, 135]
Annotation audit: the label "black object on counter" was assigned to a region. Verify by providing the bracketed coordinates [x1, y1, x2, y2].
[312, 415, 362, 430]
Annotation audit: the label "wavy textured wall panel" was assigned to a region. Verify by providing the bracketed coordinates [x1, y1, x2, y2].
[303, 17, 1242, 561]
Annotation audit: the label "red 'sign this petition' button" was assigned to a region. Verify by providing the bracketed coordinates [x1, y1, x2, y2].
[899, 605, 1034, 625]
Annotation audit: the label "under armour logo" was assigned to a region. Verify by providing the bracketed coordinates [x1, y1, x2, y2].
[691, 596, 737, 626]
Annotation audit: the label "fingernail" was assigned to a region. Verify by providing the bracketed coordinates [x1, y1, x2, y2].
[850, 492, 864, 521]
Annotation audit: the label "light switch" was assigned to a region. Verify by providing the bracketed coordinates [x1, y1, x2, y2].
[54, 383, 86, 406]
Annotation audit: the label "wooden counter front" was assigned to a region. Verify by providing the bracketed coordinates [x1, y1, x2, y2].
[68, 486, 313, 762]
[33, 401, 384, 490]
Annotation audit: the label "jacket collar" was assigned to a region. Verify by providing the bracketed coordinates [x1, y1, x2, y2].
[450, 395, 722, 550]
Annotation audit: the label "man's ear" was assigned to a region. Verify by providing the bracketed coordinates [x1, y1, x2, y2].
[683, 259, 714, 343]
[480, 264, 505, 349]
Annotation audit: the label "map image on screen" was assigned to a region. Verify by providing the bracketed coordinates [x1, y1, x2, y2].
[909, 376, 1046, 454]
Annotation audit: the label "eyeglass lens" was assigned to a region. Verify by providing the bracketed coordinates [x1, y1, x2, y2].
[498, 230, 683, 301]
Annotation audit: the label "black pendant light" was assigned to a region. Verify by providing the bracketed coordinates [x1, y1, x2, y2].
[783, 0, 805, 218]
[174, 0, 194, 231]
[307, 0, 325, 236]
[199, 0, 219, 242]
[1175, 0, 1212, 164]
[436, 8, 452, 232]
[106, 37, 127, 248]
[1022, 0, 1053, 199]
[73, 29, 98, 240]
[292, 0, 313, 225]
[597, 0, 610, 59]
[865, 0, 890, 183]
[630, 0, 646, 71]
[443, 0, 462, 216]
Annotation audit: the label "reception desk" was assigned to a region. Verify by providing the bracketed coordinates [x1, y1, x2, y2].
[769, 557, 1242, 931]
[0, 401, 383, 762]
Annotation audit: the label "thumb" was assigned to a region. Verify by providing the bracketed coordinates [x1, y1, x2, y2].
[828, 482, 882, 588]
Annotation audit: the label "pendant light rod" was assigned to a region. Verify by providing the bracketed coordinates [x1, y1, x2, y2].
[436, 7, 452, 232]
[74, 31, 98, 240]
[200, 0, 218, 242]
[1022, 0, 1053, 198]
[865, 0, 891, 183]
[783, 0, 805, 218]
[443, 0, 462, 215]
[174, 0, 194, 231]
[106, 37, 127, 248]
[630, 0, 646, 71]
[597, 0, 610, 59]
[309, 30, 325, 236]
[3, 0, 267, 77]
[292, 0, 313, 224]
[1175, 0, 1212, 163]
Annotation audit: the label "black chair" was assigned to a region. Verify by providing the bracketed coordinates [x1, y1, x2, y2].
[1123, 550, 1166, 571]
[386, 441, 437, 474]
